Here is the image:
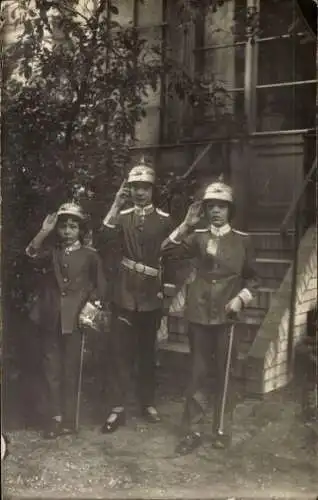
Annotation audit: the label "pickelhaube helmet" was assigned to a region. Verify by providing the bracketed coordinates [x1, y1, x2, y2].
[57, 202, 86, 220]
[127, 157, 156, 184]
[202, 174, 233, 203]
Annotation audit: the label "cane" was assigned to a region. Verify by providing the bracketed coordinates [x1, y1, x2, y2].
[216, 319, 236, 437]
[75, 331, 86, 432]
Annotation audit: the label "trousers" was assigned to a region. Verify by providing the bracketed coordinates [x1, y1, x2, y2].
[182, 322, 238, 434]
[42, 328, 82, 425]
[108, 307, 161, 409]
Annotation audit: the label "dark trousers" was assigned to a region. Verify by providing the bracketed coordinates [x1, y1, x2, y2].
[182, 322, 238, 434]
[108, 307, 161, 409]
[42, 328, 82, 425]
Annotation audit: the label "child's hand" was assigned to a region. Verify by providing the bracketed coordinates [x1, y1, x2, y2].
[114, 180, 130, 208]
[183, 201, 203, 228]
[41, 213, 58, 233]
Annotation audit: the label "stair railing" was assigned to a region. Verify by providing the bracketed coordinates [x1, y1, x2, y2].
[280, 156, 317, 374]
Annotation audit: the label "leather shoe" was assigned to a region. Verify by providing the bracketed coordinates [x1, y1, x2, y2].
[60, 423, 77, 436]
[101, 410, 126, 434]
[175, 432, 202, 455]
[212, 432, 231, 449]
[43, 420, 61, 440]
[141, 406, 161, 423]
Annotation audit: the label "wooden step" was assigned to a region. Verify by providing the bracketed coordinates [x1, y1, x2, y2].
[243, 306, 266, 324]
[250, 231, 295, 252]
[251, 286, 276, 310]
[255, 257, 292, 265]
[255, 257, 292, 282]
[257, 276, 287, 288]
[255, 249, 293, 259]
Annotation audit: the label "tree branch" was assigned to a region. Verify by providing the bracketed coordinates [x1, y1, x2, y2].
[62, 0, 107, 152]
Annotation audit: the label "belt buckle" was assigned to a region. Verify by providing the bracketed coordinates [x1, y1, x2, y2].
[134, 262, 145, 273]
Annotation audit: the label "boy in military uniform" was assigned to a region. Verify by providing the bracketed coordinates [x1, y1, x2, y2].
[26, 202, 107, 438]
[100, 159, 175, 433]
[161, 179, 259, 454]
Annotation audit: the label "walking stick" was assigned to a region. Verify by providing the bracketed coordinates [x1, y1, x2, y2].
[216, 319, 236, 437]
[75, 331, 86, 432]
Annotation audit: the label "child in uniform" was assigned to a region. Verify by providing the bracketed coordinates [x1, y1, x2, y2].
[26, 202, 107, 439]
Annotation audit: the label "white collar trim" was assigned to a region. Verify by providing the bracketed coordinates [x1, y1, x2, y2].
[134, 204, 154, 215]
[210, 224, 231, 237]
[62, 240, 81, 254]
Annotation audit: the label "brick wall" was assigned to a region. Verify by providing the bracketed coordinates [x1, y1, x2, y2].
[246, 226, 317, 395]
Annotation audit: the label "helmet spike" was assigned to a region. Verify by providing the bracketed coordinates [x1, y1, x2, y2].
[218, 173, 225, 183]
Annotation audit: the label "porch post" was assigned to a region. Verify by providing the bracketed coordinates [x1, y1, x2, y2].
[244, 0, 259, 133]
[241, 0, 260, 230]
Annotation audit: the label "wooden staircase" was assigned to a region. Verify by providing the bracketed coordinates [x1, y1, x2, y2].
[245, 231, 294, 324]
[234, 231, 294, 370]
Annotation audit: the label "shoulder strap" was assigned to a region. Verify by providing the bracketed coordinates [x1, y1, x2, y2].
[156, 208, 170, 218]
[232, 228, 249, 236]
[120, 207, 135, 215]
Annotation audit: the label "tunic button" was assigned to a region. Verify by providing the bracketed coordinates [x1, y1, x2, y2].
[63, 278, 68, 283]
[61, 292, 66, 297]
[212, 280, 216, 284]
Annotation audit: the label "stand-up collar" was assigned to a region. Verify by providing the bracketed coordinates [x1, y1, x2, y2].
[210, 223, 231, 237]
[134, 204, 154, 216]
[60, 240, 82, 255]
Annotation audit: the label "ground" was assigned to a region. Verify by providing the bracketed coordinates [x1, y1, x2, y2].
[2, 350, 318, 499]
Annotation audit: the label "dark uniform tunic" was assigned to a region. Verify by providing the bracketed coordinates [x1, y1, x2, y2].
[161, 223, 259, 433]
[100, 205, 174, 408]
[26, 240, 107, 424]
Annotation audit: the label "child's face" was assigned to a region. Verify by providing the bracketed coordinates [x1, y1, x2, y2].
[56, 216, 81, 245]
[130, 182, 153, 207]
[204, 200, 230, 227]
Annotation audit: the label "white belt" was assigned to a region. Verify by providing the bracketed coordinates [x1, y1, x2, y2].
[121, 257, 159, 277]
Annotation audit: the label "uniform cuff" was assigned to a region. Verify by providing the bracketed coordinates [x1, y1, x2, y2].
[102, 214, 116, 228]
[102, 220, 116, 228]
[238, 288, 253, 306]
[168, 227, 183, 244]
[25, 245, 38, 258]
[163, 283, 177, 296]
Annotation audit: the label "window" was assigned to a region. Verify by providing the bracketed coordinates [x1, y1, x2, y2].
[111, 0, 165, 146]
[255, 0, 316, 132]
[192, 0, 247, 138]
[189, 0, 316, 137]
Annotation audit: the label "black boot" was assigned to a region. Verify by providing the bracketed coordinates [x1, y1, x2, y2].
[60, 420, 77, 436]
[101, 409, 126, 434]
[141, 406, 161, 423]
[43, 419, 61, 440]
[175, 431, 202, 456]
[212, 431, 231, 449]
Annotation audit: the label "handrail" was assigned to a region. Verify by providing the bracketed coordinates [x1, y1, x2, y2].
[280, 155, 317, 234]
[163, 141, 213, 213]
[179, 142, 213, 180]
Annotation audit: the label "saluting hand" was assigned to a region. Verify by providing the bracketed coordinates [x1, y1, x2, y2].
[114, 180, 130, 208]
[183, 201, 203, 228]
[41, 213, 58, 234]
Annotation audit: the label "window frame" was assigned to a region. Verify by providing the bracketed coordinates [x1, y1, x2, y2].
[193, 0, 316, 135]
